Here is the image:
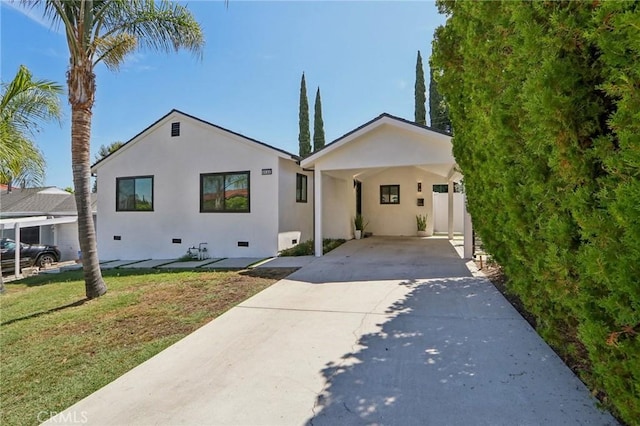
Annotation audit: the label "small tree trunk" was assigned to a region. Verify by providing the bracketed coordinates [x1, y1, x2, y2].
[69, 65, 107, 299]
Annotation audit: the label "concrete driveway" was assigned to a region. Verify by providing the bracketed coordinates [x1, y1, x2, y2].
[46, 237, 617, 425]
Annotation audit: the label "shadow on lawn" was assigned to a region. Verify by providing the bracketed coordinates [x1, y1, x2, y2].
[1, 298, 88, 326]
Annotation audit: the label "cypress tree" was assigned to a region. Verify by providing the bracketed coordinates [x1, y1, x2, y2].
[298, 73, 311, 158]
[414, 50, 426, 126]
[432, 2, 640, 422]
[313, 87, 325, 152]
[428, 67, 451, 133]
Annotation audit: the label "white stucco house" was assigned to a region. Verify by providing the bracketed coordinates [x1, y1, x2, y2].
[91, 110, 313, 260]
[92, 110, 469, 260]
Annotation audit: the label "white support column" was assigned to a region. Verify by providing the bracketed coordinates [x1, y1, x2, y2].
[14, 222, 21, 279]
[314, 168, 323, 257]
[447, 180, 454, 240]
[463, 193, 473, 259]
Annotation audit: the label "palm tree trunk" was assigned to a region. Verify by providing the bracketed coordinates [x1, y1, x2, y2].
[69, 65, 107, 299]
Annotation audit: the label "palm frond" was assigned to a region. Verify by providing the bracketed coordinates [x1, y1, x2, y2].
[0, 65, 63, 136]
[0, 126, 46, 186]
[93, 33, 138, 70]
[101, 0, 204, 61]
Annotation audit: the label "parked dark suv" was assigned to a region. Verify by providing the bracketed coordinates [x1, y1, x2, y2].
[0, 238, 61, 272]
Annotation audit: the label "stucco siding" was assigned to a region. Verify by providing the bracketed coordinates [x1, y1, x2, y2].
[55, 222, 80, 261]
[95, 114, 282, 260]
[360, 167, 443, 236]
[314, 124, 453, 171]
[277, 158, 313, 249]
[322, 174, 354, 239]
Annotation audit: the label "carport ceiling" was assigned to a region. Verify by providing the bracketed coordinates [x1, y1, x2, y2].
[322, 164, 454, 181]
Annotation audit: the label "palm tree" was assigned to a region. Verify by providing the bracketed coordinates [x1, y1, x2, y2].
[25, 0, 204, 298]
[0, 65, 61, 294]
[0, 64, 62, 187]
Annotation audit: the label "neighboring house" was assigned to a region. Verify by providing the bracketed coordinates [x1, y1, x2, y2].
[0, 187, 95, 261]
[91, 110, 313, 260]
[92, 110, 467, 260]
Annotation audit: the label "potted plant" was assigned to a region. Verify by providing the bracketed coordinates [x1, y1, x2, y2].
[416, 214, 428, 237]
[354, 214, 368, 240]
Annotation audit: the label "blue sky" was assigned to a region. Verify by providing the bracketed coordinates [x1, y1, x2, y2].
[1, 1, 446, 189]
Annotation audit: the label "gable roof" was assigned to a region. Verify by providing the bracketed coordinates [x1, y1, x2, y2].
[0, 187, 96, 216]
[301, 113, 452, 168]
[92, 109, 300, 171]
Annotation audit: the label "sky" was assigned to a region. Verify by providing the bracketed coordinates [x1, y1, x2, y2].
[1, 0, 447, 189]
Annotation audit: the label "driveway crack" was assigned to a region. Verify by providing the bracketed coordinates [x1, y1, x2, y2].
[309, 283, 404, 423]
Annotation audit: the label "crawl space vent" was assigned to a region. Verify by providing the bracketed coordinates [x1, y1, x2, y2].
[171, 122, 180, 137]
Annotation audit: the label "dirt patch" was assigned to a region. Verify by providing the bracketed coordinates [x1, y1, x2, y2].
[240, 268, 298, 280]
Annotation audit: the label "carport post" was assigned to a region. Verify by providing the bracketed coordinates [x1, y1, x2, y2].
[14, 222, 21, 279]
[463, 193, 473, 259]
[447, 180, 454, 240]
[314, 168, 323, 257]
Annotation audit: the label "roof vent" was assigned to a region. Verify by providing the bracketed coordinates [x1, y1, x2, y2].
[171, 122, 180, 137]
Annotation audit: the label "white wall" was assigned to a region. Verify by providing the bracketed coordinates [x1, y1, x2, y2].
[312, 124, 453, 172]
[95, 113, 285, 260]
[360, 167, 443, 236]
[40, 225, 55, 245]
[55, 222, 80, 261]
[277, 158, 314, 248]
[433, 192, 464, 233]
[322, 174, 354, 239]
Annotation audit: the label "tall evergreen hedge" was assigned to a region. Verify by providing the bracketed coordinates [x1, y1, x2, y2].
[432, 1, 639, 422]
[313, 87, 325, 152]
[298, 73, 311, 158]
[415, 50, 427, 126]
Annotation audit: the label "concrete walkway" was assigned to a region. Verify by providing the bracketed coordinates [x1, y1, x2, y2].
[46, 237, 617, 425]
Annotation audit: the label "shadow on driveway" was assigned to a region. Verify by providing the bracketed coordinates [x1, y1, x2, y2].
[307, 276, 617, 426]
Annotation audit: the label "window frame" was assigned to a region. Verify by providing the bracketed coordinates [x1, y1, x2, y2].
[296, 173, 308, 203]
[200, 171, 251, 213]
[116, 175, 154, 212]
[380, 184, 400, 205]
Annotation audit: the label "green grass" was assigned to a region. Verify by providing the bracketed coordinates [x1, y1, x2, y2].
[279, 238, 346, 256]
[0, 268, 293, 426]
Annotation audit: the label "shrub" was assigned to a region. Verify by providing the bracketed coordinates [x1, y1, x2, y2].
[432, 1, 640, 422]
[279, 239, 346, 257]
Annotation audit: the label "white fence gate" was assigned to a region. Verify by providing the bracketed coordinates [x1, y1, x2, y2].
[432, 192, 464, 233]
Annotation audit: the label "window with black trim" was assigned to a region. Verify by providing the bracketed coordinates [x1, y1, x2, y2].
[116, 176, 153, 211]
[433, 183, 463, 193]
[380, 184, 400, 204]
[296, 173, 308, 203]
[201, 171, 250, 212]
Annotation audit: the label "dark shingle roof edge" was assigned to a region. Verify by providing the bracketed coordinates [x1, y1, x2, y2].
[91, 109, 301, 170]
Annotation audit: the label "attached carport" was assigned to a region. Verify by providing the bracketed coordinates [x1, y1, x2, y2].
[300, 113, 473, 258]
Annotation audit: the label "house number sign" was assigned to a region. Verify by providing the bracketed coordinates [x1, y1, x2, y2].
[262, 168, 273, 175]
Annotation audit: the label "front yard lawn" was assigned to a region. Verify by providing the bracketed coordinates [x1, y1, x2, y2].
[0, 268, 293, 426]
